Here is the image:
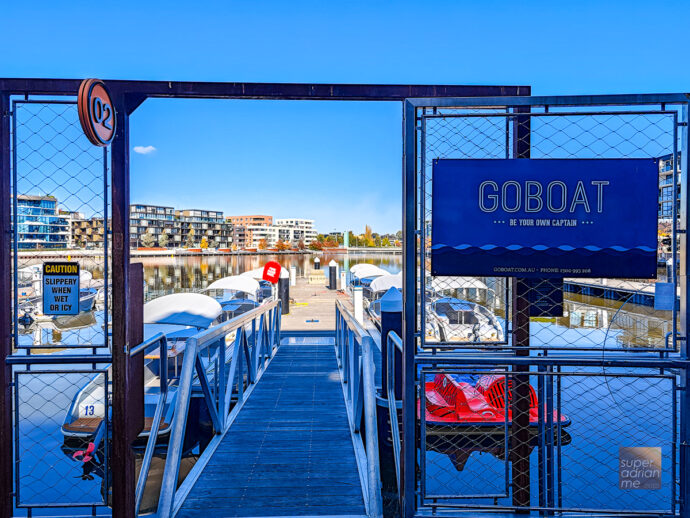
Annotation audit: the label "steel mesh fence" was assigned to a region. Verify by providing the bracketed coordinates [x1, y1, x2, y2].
[14, 369, 109, 508]
[11, 100, 110, 350]
[419, 365, 677, 515]
[418, 108, 679, 352]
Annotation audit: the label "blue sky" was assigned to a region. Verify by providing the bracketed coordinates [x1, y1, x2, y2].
[3, 0, 690, 234]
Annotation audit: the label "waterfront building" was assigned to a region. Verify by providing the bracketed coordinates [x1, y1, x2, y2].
[130, 204, 177, 247]
[232, 225, 247, 249]
[274, 218, 317, 244]
[246, 224, 278, 248]
[658, 152, 681, 220]
[71, 216, 108, 249]
[176, 209, 232, 248]
[226, 215, 273, 226]
[16, 194, 70, 250]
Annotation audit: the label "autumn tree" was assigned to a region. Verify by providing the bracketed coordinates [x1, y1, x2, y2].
[258, 239, 268, 250]
[297, 239, 305, 250]
[276, 239, 290, 251]
[382, 237, 391, 247]
[158, 232, 169, 248]
[185, 225, 195, 248]
[364, 225, 375, 247]
[200, 237, 208, 249]
[309, 240, 323, 251]
[140, 231, 155, 248]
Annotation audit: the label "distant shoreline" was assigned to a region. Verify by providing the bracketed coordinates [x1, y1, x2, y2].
[16, 247, 402, 259]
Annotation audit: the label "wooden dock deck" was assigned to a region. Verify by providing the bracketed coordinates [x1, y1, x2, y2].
[177, 337, 367, 517]
[281, 271, 351, 331]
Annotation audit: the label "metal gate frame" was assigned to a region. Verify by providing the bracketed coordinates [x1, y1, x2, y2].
[402, 93, 690, 517]
[0, 79, 529, 518]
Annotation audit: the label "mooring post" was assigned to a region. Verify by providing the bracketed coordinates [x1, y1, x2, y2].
[376, 288, 403, 513]
[328, 259, 337, 290]
[380, 287, 403, 400]
[279, 269, 289, 315]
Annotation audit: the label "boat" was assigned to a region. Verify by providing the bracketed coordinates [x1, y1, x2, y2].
[61, 293, 224, 451]
[426, 297, 505, 343]
[204, 275, 264, 319]
[18, 268, 98, 324]
[349, 264, 388, 289]
[423, 373, 571, 470]
[365, 273, 402, 327]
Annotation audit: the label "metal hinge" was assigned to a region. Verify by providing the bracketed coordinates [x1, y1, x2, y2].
[678, 122, 688, 127]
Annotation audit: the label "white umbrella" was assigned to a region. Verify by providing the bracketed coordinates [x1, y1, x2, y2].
[144, 293, 222, 328]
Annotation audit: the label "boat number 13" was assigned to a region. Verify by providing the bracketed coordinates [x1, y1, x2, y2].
[83, 405, 95, 416]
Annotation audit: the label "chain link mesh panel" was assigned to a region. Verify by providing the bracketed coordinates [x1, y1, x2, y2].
[11, 100, 110, 350]
[15, 370, 109, 508]
[419, 365, 677, 515]
[419, 108, 678, 351]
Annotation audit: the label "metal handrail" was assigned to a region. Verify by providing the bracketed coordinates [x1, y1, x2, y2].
[335, 299, 382, 518]
[156, 300, 282, 518]
[386, 331, 403, 493]
[130, 332, 168, 515]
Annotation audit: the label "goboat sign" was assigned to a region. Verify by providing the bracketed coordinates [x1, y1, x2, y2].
[42, 262, 80, 316]
[78, 79, 116, 146]
[431, 159, 658, 278]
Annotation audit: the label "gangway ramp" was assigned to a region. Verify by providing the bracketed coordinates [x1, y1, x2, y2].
[176, 337, 368, 517]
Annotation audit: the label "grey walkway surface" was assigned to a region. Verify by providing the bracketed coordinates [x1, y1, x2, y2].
[177, 337, 366, 517]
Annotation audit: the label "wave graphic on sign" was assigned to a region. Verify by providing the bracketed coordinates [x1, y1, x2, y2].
[431, 244, 656, 257]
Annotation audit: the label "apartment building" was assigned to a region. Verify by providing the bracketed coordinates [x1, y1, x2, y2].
[16, 195, 70, 250]
[177, 209, 232, 248]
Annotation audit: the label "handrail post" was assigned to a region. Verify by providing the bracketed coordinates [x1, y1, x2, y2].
[157, 336, 198, 518]
[362, 336, 383, 518]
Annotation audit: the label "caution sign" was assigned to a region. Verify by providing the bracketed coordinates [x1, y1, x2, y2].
[619, 447, 661, 490]
[42, 262, 80, 315]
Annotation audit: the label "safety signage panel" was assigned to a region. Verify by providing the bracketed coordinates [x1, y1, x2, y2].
[431, 159, 658, 278]
[42, 262, 80, 315]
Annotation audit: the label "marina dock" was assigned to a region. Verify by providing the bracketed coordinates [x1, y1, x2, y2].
[178, 339, 367, 517]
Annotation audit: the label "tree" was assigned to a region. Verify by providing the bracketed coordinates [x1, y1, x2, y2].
[297, 239, 305, 250]
[309, 240, 323, 251]
[382, 237, 391, 247]
[323, 237, 338, 248]
[316, 234, 326, 243]
[276, 239, 290, 251]
[231, 243, 238, 251]
[348, 231, 357, 247]
[395, 230, 403, 241]
[394, 239, 401, 247]
[140, 231, 155, 248]
[364, 225, 375, 247]
[158, 232, 169, 248]
[185, 225, 195, 248]
[200, 237, 208, 249]
[258, 238, 268, 250]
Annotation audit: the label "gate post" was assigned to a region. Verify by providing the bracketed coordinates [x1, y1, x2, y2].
[111, 93, 135, 518]
[401, 99, 417, 518]
[679, 104, 690, 518]
[511, 106, 532, 511]
[0, 92, 12, 518]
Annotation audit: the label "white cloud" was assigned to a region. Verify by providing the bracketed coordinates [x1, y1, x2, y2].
[133, 145, 156, 155]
